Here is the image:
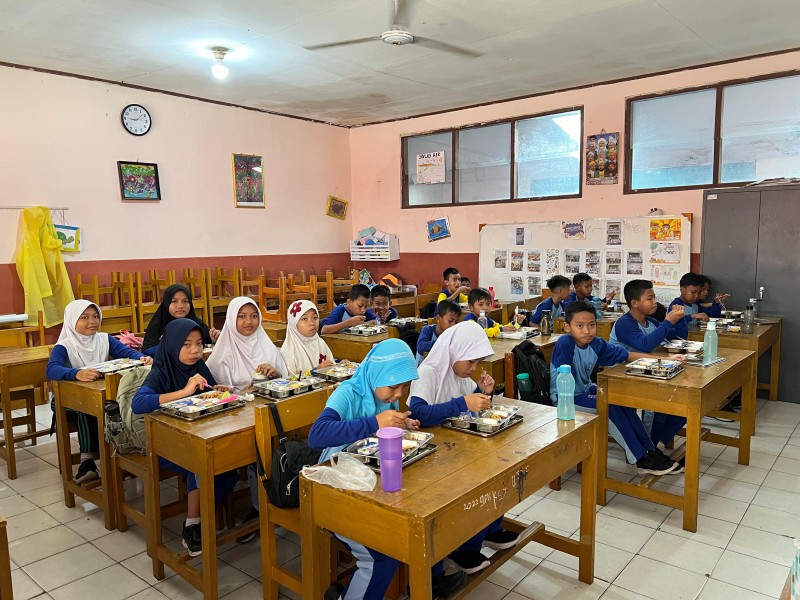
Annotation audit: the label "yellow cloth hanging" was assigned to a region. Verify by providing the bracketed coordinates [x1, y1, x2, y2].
[14, 207, 74, 327]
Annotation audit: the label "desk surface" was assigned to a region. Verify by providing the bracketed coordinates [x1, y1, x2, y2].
[0, 345, 52, 366]
[687, 322, 778, 344]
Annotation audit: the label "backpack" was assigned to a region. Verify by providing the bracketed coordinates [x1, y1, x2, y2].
[512, 341, 552, 405]
[420, 300, 437, 319]
[104, 365, 151, 455]
[114, 330, 144, 351]
[257, 402, 322, 508]
[392, 321, 420, 354]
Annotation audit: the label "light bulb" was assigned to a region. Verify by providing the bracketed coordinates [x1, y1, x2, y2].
[212, 59, 229, 80]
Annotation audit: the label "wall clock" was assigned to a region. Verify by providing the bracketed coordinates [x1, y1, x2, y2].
[121, 104, 152, 136]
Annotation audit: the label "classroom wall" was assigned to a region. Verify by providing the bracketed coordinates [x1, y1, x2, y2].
[348, 50, 800, 290]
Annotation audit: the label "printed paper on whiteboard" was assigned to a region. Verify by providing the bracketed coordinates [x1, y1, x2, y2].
[509, 275, 524, 297]
[605, 279, 623, 300]
[510, 251, 524, 272]
[416, 151, 445, 184]
[649, 242, 681, 264]
[546, 249, 561, 276]
[564, 249, 582, 276]
[605, 250, 622, 276]
[494, 249, 509, 273]
[584, 250, 602, 276]
[509, 225, 531, 246]
[527, 275, 542, 296]
[526, 249, 542, 273]
[626, 250, 643, 276]
[650, 264, 681, 286]
[606, 220, 623, 246]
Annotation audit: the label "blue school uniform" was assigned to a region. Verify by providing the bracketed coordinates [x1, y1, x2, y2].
[668, 298, 699, 339]
[463, 312, 496, 328]
[320, 304, 353, 328]
[365, 307, 398, 322]
[415, 324, 438, 365]
[530, 297, 565, 324]
[699, 303, 723, 318]
[564, 291, 599, 308]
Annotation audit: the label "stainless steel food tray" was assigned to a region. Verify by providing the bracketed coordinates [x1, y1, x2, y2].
[160, 394, 246, 421]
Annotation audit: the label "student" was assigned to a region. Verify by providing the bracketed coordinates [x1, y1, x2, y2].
[308, 340, 466, 600]
[463, 288, 513, 338]
[47, 299, 152, 483]
[668, 273, 709, 339]
[460, 276, 471, 290]
[698, 275, 729, 318]
[437, 267, 469, 304]
[281, 299, 335, 378]
[550, 302, 683, 475]
[409, 321, 520, 574]
[566, 273, 612, 308]
[364, 284, 398, 323]
[320, 284, 370, 334]
[416, 299, 461, 365]
[132, 318, 240, 557]
[529, 275, 571, 325]
[142, 284, 219, 357]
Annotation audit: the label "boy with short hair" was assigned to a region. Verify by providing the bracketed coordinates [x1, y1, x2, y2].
[463, 288, 510, 338]
[320, 284, 371, 335]
[416, 300, 461, 364]
[549, 302, 683, 475]
[566, 273, 612, 308]
[529, 275, 571, 325]
[460, 276, 471, 290]
[668, 273, 709, 339]
[697, 275, 729, 318]
[365, 285, 398, 323]
[437, 267, 469, 304]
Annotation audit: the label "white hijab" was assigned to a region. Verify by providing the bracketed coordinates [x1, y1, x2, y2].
[280, 300, 334, 378]
[410, 321, 493, 405]
[56, 300, 110, 368]
[206, 297, 287, 389]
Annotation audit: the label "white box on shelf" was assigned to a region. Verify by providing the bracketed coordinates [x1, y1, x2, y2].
[350, 234, 400, 261]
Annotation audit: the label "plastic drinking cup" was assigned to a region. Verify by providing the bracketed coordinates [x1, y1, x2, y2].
[379, 457, 403, 492]
[376, 427, 404, 461]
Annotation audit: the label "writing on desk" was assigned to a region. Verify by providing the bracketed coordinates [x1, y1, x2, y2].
[463, 483, 507, 512]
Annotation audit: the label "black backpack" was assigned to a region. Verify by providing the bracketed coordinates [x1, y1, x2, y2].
[512, 340, 552, 405]
[257, 402, 322, 508]
[420, 300, 437, 319]
[391, 321, 420, 354]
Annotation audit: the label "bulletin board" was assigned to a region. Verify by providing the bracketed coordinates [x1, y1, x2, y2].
[478, 215, 692, 304]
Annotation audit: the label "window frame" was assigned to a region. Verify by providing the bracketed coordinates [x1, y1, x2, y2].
[624, 70, 800, 194]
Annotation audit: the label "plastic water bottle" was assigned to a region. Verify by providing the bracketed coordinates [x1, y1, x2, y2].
[749, 297, 759, 317]
[488, 287, 496, 306]
[516, 373, 533, 402]
[592, 297, 602, 319]
[540, 310, 552, 336]
[556, 365, 575, 421]
[477, 310, 488, 330]
[743, 303, 756, 334]
[703, 320, 718, 365]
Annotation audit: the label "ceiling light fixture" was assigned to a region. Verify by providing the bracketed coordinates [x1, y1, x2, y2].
[211, 46, 229, 80]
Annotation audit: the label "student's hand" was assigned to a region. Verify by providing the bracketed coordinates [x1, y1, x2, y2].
[255, 363, 280, 378]
[182, 374, 208, 396]
[346, 315, 366, 327]
[666, 304, 686, 324]
[404, 416, 421, 430]
[465, 393, 491, 412]
[456, 285, 470, 296]
[376, 410, 413, 429]
[479, 372, 495, 395]
[715, 293, 731, 304]
[604, 293, 615, 303]
[76, 369, 101, 382]
[514, 314, 526, 325]
[209, 328, 221, 342]
[213, 384, 233, 392]
[668, 354, 687, 363]
[501, 325, 517, 332]
[140, 356, 153, 366]
[693, 312, 710, 322]
[317, 359, 334, 369]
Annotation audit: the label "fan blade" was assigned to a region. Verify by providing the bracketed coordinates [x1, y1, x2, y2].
[305, 36, 380, 51]
[413, 36, 483, 57]
[394, 0, 411, 27]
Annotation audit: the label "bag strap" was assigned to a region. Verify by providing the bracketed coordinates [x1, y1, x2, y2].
[268, 401, 287, 443]
[256, 402, 287, 491]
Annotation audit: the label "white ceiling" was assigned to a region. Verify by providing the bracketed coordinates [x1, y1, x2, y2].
[1, 0, 798, 126]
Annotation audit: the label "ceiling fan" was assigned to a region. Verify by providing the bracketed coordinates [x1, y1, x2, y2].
[304, 0, 482, 57]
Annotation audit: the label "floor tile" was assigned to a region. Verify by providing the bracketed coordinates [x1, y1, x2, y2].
[42, 497, 101, 524]
[658, 512, 738, 549]
[507, 493, 543, 516]
[639, 530, 723, 575]
[599, 586, 652, 599]
[463, 580, 508, 599]
[741, 504, 800, 539]
[762, 470, 800, 494]
[153, 564, 252, 599]
[710, 550, 788, 597]
[778, 443, 800, 461]
[718, 446, 777, 470]
[512, 560, 609, 599]
[705, 460, 769, 486]
[693, 473, 760, 503]
[697, 579, 774, 600]
[125, 589, 172, 600]
[48, 564, 149, 600]
[120, 551, 176, 586]
[651, 483, 749, 524]
[590, 513, 656, 554]
[0, 493, 38, 517]
[20, 483, 69, 507]
[598, 494, 673, 529]
[614, 555, 707, 600]
[9, 524, 86, 566]
[518, 498, 581, 534]
[748, 437, 786, 456]
[10, 568, 45, 600]
[771, 456, 800, 476]
[752, 485, 800, 516]
[6, 507, 60, 542]
[91, 526, 148, 562]
[220, 580, 269, 599]
[546, 540, 634, 583]
[727, 525, 797, 567]
[4, 467, 63, 493]
[22, 543, 115, 591]
[65, 511, 114, 541]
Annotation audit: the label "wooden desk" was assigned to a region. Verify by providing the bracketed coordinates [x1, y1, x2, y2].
[688, 322, 781, 401]
[53, 375, 122, 530]
[0, 515, 10, 600]
[387, 319, 431, 338]
[0, 345, 52, 479]
[597, 348, 756, 532]
[261, 322, 287, 344]
[322, 332, 389, 362]
[475, 334, 562, 398]
[301, 403, 598, 598]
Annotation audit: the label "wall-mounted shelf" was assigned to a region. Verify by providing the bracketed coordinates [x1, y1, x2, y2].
[350, 234, 400, 261]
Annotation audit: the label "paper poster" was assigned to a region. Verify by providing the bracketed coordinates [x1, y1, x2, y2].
[510, 275, 524, 296]
[494, 249, 509, 273]
[592, 278, 601, 297]
[510, 251, 524, 272]
[527, 275, 542, 296]
[526, 250, 542, 273]
[584, 250, 602, 276]
[416, 151, 445, 184]
[649, 218, 682, 241]
[650, 264, 681, 286]
[546, 249, 561, 275]
[626, 250, 643, 275]
[562, 220, 586, 240]
[649, 242, 681, 264]
[54, 224, 81, 252]
[426, 217, 450, 242]
[564, 249, 582, 276]
[605, 279, 623, 300]
[653, 286, 676, 307]
[509, 226, 531, 247]
[606, 220, 623, 246]
[605, 250, 622, 276]
[586, 132, 619, 185]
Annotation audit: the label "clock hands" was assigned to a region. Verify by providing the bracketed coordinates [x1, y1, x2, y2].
[128, 113, 147, 121]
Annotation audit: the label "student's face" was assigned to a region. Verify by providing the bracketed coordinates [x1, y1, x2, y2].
[169, 291, 191, 318]
[296, 309, 319, 337]
[699, 282, 710, 301]
[375, 382, 411, 404]
[436, 311, 460, 332]
[453, 358, 482, 379]
[633, 289, 658, 316]
[445, 273, 461, 293]
[461, 279, 471, 290]
[564, 311, 597, 347]
[575, 280, 593, 298]
[75, 306, 101, 335]
[179, 330, 204, 365]
[371, 295, 391, 318]
[552, 286, 571, 303]
[345, 297, 369, 316]
[235, 303, 260, 337]
[680, 285, 701, 304]
[469, 298, 491, 316]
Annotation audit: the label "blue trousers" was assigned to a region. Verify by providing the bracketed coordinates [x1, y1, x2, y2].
[158, 457, 240, 504]
[646, 412, 687, 446]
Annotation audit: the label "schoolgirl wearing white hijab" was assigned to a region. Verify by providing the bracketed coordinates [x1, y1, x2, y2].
[280, 300, 335, 378]
[46, 299, 151, 483]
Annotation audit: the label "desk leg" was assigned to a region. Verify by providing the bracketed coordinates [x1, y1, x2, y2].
[578, 420, 597, 584]
[408, 521, 432, 599]
[300, 479, 330, 598]
[770, 336, 781, 402]
[596, 381, 609, 506]
[682, 405, 701, 533]
[739, 356, 756, 465]
[97, 416, 115, 530]
[200, 458, 219, 600]
[54, 385, 75, 507]
[0, 375, 16, 480]
[145, 420, 165, 580]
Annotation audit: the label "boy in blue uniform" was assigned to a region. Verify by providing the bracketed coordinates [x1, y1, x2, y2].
[550, 302, 682, 475]
[364, 285, 398, 323]
[698, 275, 729, 318]
[416, 299, 461, 364]
[437, 267, 469, 304]
[530, 275, 571, 325]
[668, 273, 709, 339]
[320, 284, 371, 334]
[463, 288, 514, 338]
[566, 273, 612, 309]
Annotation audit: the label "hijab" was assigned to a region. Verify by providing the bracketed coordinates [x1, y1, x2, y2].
[142, 284, 211, 351]
[55, 300, 110, 368]
[280, 300, 334, 378]
[143, 318, 216, 393]
[206, 297, 287, 389]
[410, 321, 493, 405]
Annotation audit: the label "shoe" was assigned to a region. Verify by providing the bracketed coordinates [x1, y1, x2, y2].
[235, 506, 259, 543]
[181, 522, 202, 557]
[669, 457, 685, 474]
[323, 583, 344, 600]
[75, 459, 98, 484]
[447, 550, 491, 574]
[483, 529, 519, 550]
[709, 412, 735, 423]
[636, 450, 679, 476]
[432, 571, 467, 598]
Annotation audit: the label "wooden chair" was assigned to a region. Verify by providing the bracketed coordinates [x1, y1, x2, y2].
[258, 276, 291, 323]
[287, 274, 317, 305]
[415, 291, 439, 318]
[0, 310, 44, 347]
[422, 283, 442, 294]
[74, 273, 138, 333]
[0, 516, 11, 600]
[391, 296, 417, 318]
[207, 267, 241, 319]
[328, 268, 359, 303]
[133, 270, 175, 331]
[237, 268, 263, 304]
[181, 269, 211, 324]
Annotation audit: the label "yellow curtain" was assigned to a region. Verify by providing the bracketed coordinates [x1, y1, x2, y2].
[14, 207, 74, 327]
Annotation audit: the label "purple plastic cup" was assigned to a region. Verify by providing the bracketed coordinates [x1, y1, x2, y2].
[376, 427, 404, 461]
[379, 458, 403, 492]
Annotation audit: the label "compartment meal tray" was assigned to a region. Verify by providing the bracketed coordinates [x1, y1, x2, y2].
[313, 363, 359, 382]
[351, 444, 437, 472]
[86, 358, 144, 375]
[442, 414, 524, 437]
[625, 359, 684, 380]
[160, 397, 246, 421]
[343, 431, 435, 469]
[342, 326, 387, 337]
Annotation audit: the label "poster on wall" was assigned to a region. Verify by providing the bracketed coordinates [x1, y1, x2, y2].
[509, 275, 524, 296]
[606, 220, 623, 246]
[584, 250, 602, 276]
[649, 218, 682, 241]
[416, 151, 446, 184]
[650, 264, 681, 286]
[564, 249, 582, 276]
[494, 249, 509, 273]
[605, 250, 622, 275]
[649, 241, 681, 263]
[527, 275, 542, 296]
[546, 249, 561, 276]
[426, 217, 451, 242]
[586, 132, 619, 185]
[592, 278, 601, 297]
[231, 155, 264, 207]
[626, 250, 644, 275]
[605, 279, 623, 300]
[54, 224, 81, 253]
[562, 220, 586, 240]
[653, 287, 677, 307]
[509, 225, 532, 246]
[526, 249, 542, 273]
[510, 251, 524, 272]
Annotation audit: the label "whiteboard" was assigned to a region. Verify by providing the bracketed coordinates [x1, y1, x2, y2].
[478, 215, 692, 304]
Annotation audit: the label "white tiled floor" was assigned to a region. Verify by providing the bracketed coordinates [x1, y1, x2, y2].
[2, 400, 797, 599]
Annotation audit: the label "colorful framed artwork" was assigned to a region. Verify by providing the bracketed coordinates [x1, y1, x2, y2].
[326, 195, 348, 220]
[232, 154, 265, 208]
[117, 161, 161, 200]
[54, 224, 81, 252]
[426, 217, 451, 242]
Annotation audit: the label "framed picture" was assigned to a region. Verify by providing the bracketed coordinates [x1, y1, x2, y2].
[426, 217, 451, 242]
[326, 195, 348, 220]
[232, 154, 265, 208]
[117, 161, 161, 200]
[54, 224, 81, 252]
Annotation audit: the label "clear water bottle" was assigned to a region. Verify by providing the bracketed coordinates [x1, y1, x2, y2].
[743, 303, 756, 334]
[703, 320, 718, 365]
[749, 297, 759, 317]
[592, 297, 602, 319]
[540, 310, 552, 336]
[516, 373, 533, 402]
[556, 365, 575, 421]
[375, 315, 381, 327]
[477, 310, 488, 330]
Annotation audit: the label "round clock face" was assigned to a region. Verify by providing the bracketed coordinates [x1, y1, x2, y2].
[121, 104, 152, 136]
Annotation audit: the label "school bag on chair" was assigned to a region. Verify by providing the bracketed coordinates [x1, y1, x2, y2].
[512, 341, 551, 405]
[420, 300, 437, 319]
[104, 365, 151, 455]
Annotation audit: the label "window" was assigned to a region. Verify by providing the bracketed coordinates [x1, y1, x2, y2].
[404, 132, 452, 206]
[627, 73, 800, 192]
[515, 110, 581, 198]
[457, 123, 511, 203]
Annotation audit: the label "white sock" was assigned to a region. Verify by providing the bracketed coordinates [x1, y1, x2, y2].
[185, 517, 200, 526]
[80, 453, 93, 462]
